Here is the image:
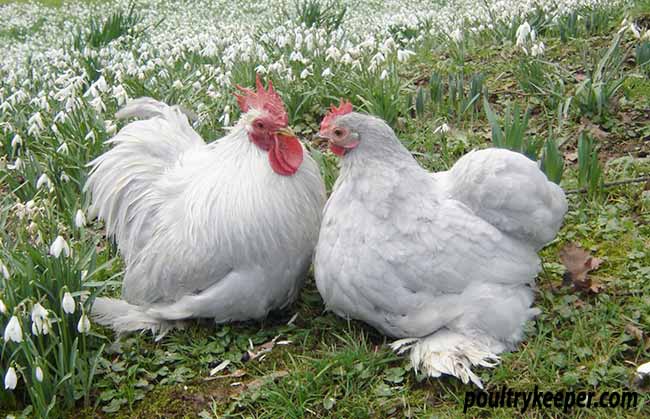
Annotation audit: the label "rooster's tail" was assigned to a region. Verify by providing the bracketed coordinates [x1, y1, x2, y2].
[91, 297, 186, 340]
[390, 329, 501, 389]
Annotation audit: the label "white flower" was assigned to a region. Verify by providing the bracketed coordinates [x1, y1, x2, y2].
[0, 261, 8, 280]
[35, 366, 44, 382]
[0, 298, 6, 314]
[74, 209, 86, 228]
[450, 28, 463, 43]
[397, 49, 415, 63]
[379, 69, 389, 80]
[516, 22, 531, 46]
[300, 68, 312, 79]
[4, 316, 23, 343]
[89, 96, 106, 113]
[637, 361, 650, 378]
[49, 236, 70, 258]
[36, 173, 53, 191]
[321, 67, 332, 78]
[172, 80, 183, 89]
[8, 157, 23, 171]
[4, 367, 17, 390]
[434, 123, 451, 134]
[531, 42, 545, 57]
[31, 303, 51, 336]
[77, 313, 91, 334]
[56, 142, 69, 154]
[62, 292, 75, 314]
[11, 134, 22, 149]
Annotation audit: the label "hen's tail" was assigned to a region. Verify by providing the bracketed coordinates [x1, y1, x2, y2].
[91, 297, 186, 340]
[391, 330, 500, 389]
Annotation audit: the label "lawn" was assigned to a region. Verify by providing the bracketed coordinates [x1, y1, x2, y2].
[1, 0, 649, 418]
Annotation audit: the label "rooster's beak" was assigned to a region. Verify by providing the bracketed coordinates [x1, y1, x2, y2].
[275, 127, 297, 138]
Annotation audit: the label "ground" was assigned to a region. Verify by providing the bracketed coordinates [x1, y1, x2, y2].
[0, 0, 649, 418]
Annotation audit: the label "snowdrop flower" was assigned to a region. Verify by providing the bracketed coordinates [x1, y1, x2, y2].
[35, 366, 44, 383]
[60, 172, 71, 183]
[325, 46, 341, 61]
[0, 261, 8, 280]
[0, 298, 6, 315]
[74, 209, 86, 228]
[4, 316, 23, 343]
[450, 28, 463, 43]
[89, 96, 106, 114]
[112, 85, 128, 106]
[49, 236, 70, 258]
[104, 120, 117, 136]
[434, 123, 451, 134]
[7, 158, 23, 171]
[172, 80, 183, 89]
[11, 134, 22, 149]
[397, 49, 415, 63]
[321, 67, 332, 78]
[531, 42, 545, 57]
[36, 173, 53, 191]
[31, 303, 51, 336]
[77, 313, 91, 334]
[516, 22, 531, 46]
[341, 53, 353, 64]
[379, 69, 389, 80]
[56, 142, 69, 154]
[4, 366, 17, 390]
[62, 292, 75, 314]
[300, 67, 312, 79]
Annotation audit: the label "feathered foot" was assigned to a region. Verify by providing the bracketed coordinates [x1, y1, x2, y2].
[390, 329, 501, 389]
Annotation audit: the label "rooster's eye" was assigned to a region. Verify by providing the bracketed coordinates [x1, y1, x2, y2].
[255, 121, 264, 129]
[333, 129, 344, 137]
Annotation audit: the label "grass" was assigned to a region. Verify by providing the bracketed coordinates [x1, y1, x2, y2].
[1, 0, 650, 418]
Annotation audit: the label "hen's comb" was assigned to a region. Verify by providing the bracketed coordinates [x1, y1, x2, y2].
[235, 74, 288, 125]
[320, 99, 353, 131]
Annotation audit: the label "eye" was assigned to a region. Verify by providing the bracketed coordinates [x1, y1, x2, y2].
[255, 121, 265, 129]
[333, 128, 344, 137]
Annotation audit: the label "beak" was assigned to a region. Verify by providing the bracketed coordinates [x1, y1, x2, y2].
[312, 133, 329, 144]
[275, 127, 297, 137]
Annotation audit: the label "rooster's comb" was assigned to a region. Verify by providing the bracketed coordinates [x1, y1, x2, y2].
[235, 74, 288, 125]
[320, 99, 353, 131]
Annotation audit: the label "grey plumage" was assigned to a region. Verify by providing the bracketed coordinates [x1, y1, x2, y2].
[314, 112, 567, 388]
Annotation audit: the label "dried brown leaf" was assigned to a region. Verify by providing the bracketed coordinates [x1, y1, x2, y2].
[626, 323, 645, 342]
[559, 243, 603, 293]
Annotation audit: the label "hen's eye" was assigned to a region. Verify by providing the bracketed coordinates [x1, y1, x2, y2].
[334, 129, 344, 137]
[255, 121, 264, 129]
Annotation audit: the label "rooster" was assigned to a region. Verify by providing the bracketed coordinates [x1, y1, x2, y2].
[86, 76, 325, 337]
[314, 101, 567, 388]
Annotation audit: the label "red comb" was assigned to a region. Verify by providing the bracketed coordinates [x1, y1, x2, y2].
[235, 74, 288, 126]
[321, 99, 353, 131]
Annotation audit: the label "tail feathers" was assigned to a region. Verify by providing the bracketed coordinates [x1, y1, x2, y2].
[390, 329, 500, 389]
[91, 297, 186, 341]
[115, 97, 197, 122]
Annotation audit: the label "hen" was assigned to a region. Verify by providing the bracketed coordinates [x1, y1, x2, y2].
[86, 77, 325, 337]
[314, 101, 567, 388]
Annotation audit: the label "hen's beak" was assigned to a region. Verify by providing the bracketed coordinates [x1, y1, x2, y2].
[313, 133, 329, 144]
[275, 127, 297, 137]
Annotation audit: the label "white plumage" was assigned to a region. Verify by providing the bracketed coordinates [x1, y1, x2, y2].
[86, 93, 325, 338]
[314, 110, 567, 388]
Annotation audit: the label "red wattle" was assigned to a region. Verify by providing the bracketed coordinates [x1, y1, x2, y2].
[329, 143, 345, 156]
[269, 133, 303, 176]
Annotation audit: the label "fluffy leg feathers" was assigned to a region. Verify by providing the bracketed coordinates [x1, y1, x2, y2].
[390, 329, 501, 389]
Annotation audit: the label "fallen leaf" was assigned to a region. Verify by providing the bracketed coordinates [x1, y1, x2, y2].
[559, 243, 603, 293]
[565, 151, 578, 162]
[575, 72, 587, 82]
[580, 118, 609, 141]
[625, 323, 645, 342]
